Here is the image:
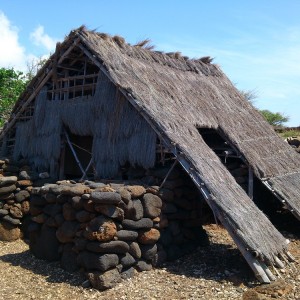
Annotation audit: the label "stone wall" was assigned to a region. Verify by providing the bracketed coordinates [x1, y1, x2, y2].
[0, 159, 37, 241]
[0, 160, 210, 290]
[29, 170, 209, 290]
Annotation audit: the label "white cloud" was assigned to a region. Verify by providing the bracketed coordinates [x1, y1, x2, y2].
[0, 11, 27, 71]
[0, 12, 58, 72]
[30, 25, 57, 52]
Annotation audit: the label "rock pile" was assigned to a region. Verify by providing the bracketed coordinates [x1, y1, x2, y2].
[0, 159, 35, 241]
[27, 169, 209, 290]
[286, 137, 300, 153]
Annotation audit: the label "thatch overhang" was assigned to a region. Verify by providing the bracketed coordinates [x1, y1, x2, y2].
[1, 27, 299, 282]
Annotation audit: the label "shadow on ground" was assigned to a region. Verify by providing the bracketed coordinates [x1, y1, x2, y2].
[161, 241, 255, 286]
[0, 246, 85, 287]
[0, 237, 254, 288]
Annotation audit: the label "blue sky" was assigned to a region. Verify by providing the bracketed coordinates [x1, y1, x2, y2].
[0, 0, 299, 126]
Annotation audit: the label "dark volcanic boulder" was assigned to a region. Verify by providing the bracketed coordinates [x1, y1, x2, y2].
[19, 170, 38, 181]
[56, 221, 80, 243]
[30, 225, 60, 261]
[131, 200, 143, 221]
[84, 216, 117, 242]
[86, 241, 129, 254]
[94, 204, 124, 221]
[116, 230, 138, 241]
[138, 228, 160, 245]
[141, 244, 158, 260]
[128, 242, 141, 259]
[118, 187, 131, 204]
[0, 184, 16, 195]
[0, 220, 21, 241]
[75, 210, 93, 223]
[121, 267, 136, 280]
[9, 205, 23, 219]
[126, 186, 146, 199]
[0, 209, 9, 217]
[135, 260, 152, 272]
[2, 215, 21, 225]
[15, 190, 30, 202]
[77, 252, 119, 271]
[62, 203, 76, 221]
[0, 176, 18, 187]
[120, 253, 136, 268]
[88, 268, 121, 290]
[71, 196, 84, 210]
[142, 193, 162, 218]
[90, 192, 121, 205]
[60, 243, 80, 272]
[122, 218, 153, 230]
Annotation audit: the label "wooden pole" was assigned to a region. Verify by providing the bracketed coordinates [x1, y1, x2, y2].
[64, 130, 86, 178]
[248, 167, 254, 200]
[59, 137, 66, 180]
[159, 159, 178, 189]
[0, 38, 81, 140]
[80, 157, 93, 181]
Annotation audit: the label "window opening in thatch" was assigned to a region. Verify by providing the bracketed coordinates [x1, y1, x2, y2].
[198, 128, 250, 194]
[198, 128, 299, 235]
[62, 129, 94, 180]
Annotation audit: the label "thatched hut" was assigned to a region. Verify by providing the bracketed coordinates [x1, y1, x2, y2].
[0, 26, 299, 282]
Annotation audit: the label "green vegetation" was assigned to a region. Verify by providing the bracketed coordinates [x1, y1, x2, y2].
[241, 89, 290, 127]
[0, 57, 47, 127]
[279, 129, 300, 138]
[0, 68, 27, 127]
[260, 109, 289, 127]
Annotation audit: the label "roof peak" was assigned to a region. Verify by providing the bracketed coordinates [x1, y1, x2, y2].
[70, 25, 214, 65]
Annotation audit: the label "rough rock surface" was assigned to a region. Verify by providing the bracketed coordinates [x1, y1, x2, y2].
[0, 221, 21, 241]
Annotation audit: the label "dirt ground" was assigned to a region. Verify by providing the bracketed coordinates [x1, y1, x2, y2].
[0, 224, 299, 300]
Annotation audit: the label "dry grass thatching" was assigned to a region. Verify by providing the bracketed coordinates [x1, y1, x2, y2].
[1, 27, 300, 275]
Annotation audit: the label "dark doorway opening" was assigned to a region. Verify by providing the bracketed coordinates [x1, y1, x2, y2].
[62, 129, 94, 180]
[198, 127, 299, 236]
[198, 128, 250, 193]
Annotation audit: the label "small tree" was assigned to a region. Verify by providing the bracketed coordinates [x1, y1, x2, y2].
[26, 57, 48, 83]
[240, 89, 257, 105]
[0, 68, 27, 127]
[260, 109, 289, 127]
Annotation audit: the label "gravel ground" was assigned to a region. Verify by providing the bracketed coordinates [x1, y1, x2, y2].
[0, 224, 299, 300]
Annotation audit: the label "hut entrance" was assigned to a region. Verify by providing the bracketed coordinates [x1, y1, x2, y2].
[60, 129, 94, 180]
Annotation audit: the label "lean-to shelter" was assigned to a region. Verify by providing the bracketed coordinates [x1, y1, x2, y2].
[1, 26, 299, 282]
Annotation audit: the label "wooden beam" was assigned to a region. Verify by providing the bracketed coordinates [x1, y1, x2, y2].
[50, 83, 96, 94]
[80, 157, 93, 181]
[59, 137, 66, 180]
[248, 167, 254, 200]
[159, 159, 178, 189]
[262, 180, 300, 221]
[0, 38, 81, 140]
[64, 130, 86, 178]
[55, 73, 98, 82]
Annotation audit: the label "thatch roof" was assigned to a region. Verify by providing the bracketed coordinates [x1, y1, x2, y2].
[1, 27, 299, 281]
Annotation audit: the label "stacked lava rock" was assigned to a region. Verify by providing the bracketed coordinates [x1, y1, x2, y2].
[28, 178, 209, 290]
[0, 159, 33, 241]
[28, 182, 164, 290]
[149, 168, 210, 261]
